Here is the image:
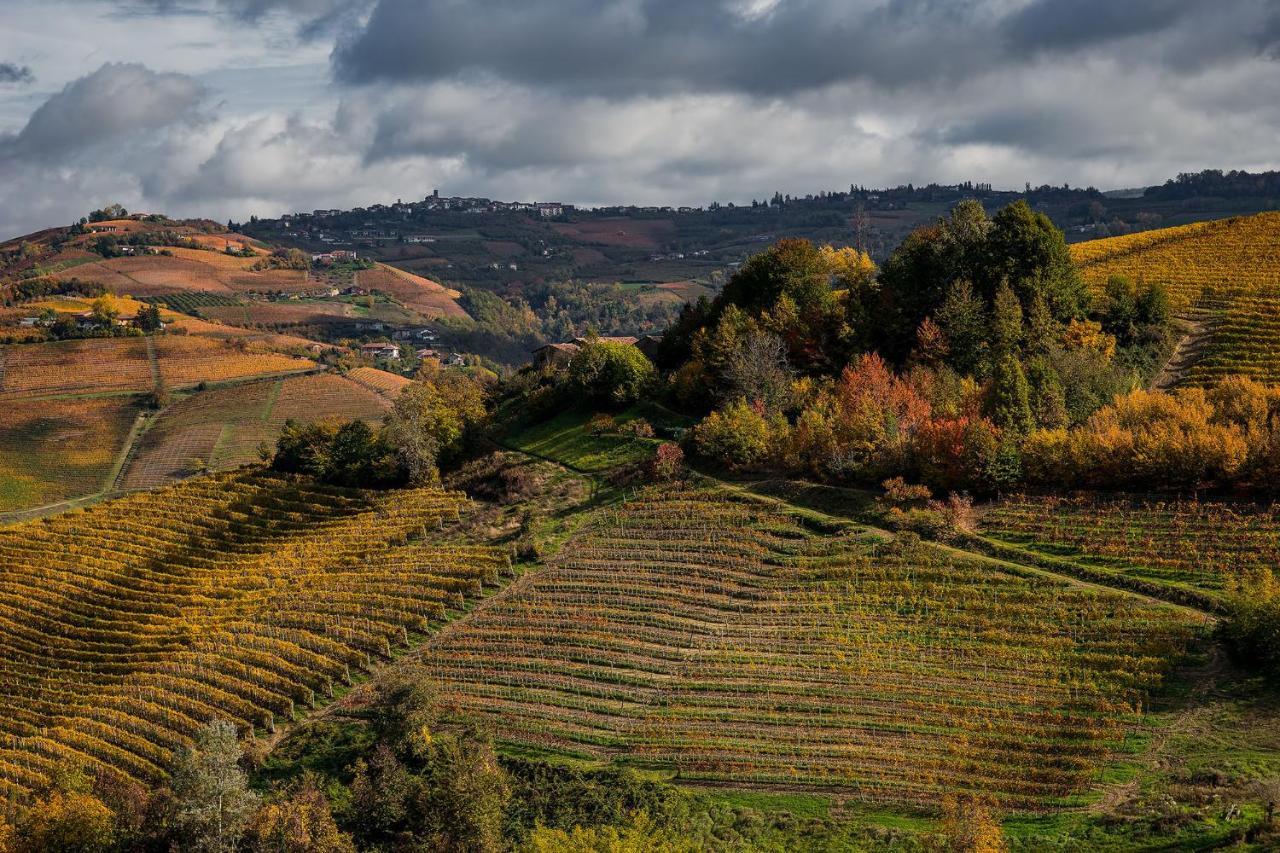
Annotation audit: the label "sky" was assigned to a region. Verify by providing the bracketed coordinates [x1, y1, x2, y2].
[1, 0, 1279, 239]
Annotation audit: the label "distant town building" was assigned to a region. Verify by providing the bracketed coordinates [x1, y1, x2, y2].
[312, 250, 358, 263]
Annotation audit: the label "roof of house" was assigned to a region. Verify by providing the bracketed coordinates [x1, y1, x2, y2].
[533, 342, 581, 354]
[572, 335, 638, 346]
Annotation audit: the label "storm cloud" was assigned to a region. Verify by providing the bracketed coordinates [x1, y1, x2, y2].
[2, 0, 1280, 238]
[2, 63, 206, 162]
[332, 0, 1280, 94]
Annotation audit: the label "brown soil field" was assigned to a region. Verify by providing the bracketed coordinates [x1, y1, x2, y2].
[200, 301, 357, 326]
[552, 218, 676, 249]
[53, 250, 308, 297]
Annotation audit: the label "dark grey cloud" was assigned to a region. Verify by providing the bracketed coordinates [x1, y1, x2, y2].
[0, 63, 34, 85]
[1001, 0, 1201, 54]
[1, 63, 205, 162]
[332, 0, 1278, 95]
[333, 0, 1006, 95]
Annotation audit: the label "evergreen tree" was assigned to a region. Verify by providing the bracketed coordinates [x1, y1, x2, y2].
[1026, 357, 1069, 429]
[990, 281, 1024, 355]
[988, 353, 1035, 435]
[935, 280, 989, 377]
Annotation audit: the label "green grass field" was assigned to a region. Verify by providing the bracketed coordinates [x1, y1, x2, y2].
[505, 405, 670, 472]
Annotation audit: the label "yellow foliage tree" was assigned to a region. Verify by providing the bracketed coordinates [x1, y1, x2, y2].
[940, 794, 1007, 853]
[18, 791, 115, 853]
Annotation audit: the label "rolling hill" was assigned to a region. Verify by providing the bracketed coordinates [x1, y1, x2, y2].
[0, 215, 468, 328]
[0, 471, 510, 802]
[1071, 212, 1280, 386]
[1070, 211, 1280, 308]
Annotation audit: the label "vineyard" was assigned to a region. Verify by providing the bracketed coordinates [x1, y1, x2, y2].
[139, 292, 243, 315]
[345, 366, 413, 400]
[0, 336, 314, 402]
[355, 264, 469, 320]
[1177, 289, 1280, 386]
[0, 471, 511, 807]
[982, 495, 1280, 604]
[0, 397, 139, 511]
[152, 336, 314, 388]
[0, 337, 153, 399]
[418, 488, 1201, 810]
[120, 374, 393, 489]
[1070, 212, 1280, 309]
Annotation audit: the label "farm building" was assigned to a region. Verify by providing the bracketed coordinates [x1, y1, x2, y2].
[360, 342, 401, 359]
[532, 342, 580, 369]
[532, 336, 644, 370]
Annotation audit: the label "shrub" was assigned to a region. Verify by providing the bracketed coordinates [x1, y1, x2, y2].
[692, 399, 783, 469]
[566, 341, 656, 408]
[880, 477, 932, 507]
[586, 414, 616, 435]
[622, 418, 655, 438]
[649, 443, 685, 481]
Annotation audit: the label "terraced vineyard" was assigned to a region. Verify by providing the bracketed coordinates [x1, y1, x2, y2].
[1071, 212, 1280, 309]
[346, 366, 412, 400]
[1178, 289, 1280, 386]
[0, 397, 139, 511]
[0, 471, 510, 807]
[0, 335, 314, 401]
[419, 488, 1201, 811]
[983, 495, 1280, 604]
[121, 374, 393, 489]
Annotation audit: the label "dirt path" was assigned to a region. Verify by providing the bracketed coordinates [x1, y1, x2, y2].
[1153, 314, 1213, 390]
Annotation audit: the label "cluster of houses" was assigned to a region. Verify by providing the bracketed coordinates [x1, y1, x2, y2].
[358, 340, 464, 367]
[19, 311, 165, 331]
[530, 334, 663, 370]
[311, 250, 359, 264]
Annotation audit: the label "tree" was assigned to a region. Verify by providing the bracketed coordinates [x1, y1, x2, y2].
[414, 728, 510, 851]
[245, 777, 354, 853]
[349, 745, 413, 841]
[692, 399, 779, 469]
[935, 280, 989, 377]
[566, 340, 655, 408]
[136, 303, 163, 332]
[88, 203, 128, 222]
[988, 353, 1034, 435]
[649, 442, 685, 481]
[990, 281, 1023, 355]
[987, 199, 1086, 320]
[17, 773, 115, 853]
[722, 329, 793, 411]
[1025, 357, 1068, 429]
[940, 793, 1007, 852]
[90, 294, 119, 326]
[382, 370, 488, 484]
[169, 719, 259, 853]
